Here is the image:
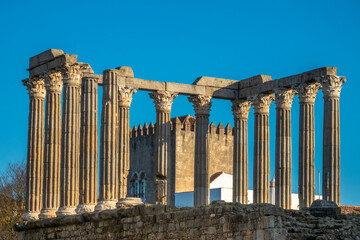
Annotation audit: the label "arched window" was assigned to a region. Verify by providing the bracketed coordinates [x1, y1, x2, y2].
[130, 171, 146, 203]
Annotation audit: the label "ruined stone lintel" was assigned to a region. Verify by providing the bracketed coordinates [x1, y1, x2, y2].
[39, 71, 63, 219]
[275, 89, 295, 209]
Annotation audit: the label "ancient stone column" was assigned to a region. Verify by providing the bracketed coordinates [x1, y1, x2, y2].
[297, 82, 320, 209]
[116, 87, 136, 207]
[96, 69, 120, 211]
[76, 76, 99, 213]
[320, 75, 346, 205]
[56, 64, 82, 216]
[149, 91, 178, 205]
[39, 72, 62, 219]
[231, 99, 251, 204]
[249, 94, 274, 203]
[188, 95, 212, 206]
[22, 77, 46, 221]
[275, 89, 295, 209]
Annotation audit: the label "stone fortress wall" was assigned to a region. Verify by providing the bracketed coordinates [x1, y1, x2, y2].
[129, 115, 234, 204]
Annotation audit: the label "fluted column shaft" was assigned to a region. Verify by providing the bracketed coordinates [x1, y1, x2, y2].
[297, 83, 320, 209]
[188, 95, 212, 206]
[22, 77, 46, 221]
[77, 76, 99, 213]
[321, 76, 346, 205]
[231, 100, 251, 204]
[275, 89, 295, 209]
[39, 72, 63, 219]
[96, 70, 120, 211]
[57, 64, 82, 216]
[149, 91, 177, 205]
[117, 87, 136, 205]
[250, 94, 274, 203]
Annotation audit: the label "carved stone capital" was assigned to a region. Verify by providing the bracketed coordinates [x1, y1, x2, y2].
[149, 91, 178, 112]
[248, 94, 274, 114]
[296, 82, 321, 104]
[43, 71, 63, 94]
[231, 99, 252, 120]
[22, 77, 46, 99]
[188, 95, 212, 116]
[318, 75, 346, 99]
[275, 88, 296, 109]
[61, 63, 81, 87]
[119, 87, 137, 108]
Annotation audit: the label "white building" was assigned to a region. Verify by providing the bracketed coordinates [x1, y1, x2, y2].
[175, 172, 322, 210]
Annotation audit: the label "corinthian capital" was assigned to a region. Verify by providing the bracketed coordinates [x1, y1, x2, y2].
[149, 91, 178, 112]
[231, 99, 252, 120]
[318, 75, 346, 99]
[43, 71, 63, 94]
[188, 95, 212, 116]
[22, 77, 46, 99]
[61, 63, 82, 87]
[296, 82, 321, 104]
[119, 87, 137, 108]
[248, 94, 275, 114]
[275, 88, 296, 109]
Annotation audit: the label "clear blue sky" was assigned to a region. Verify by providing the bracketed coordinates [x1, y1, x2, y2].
[0, 0, 359, 205]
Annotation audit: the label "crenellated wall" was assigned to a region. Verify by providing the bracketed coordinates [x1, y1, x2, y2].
[128, 115, 234, 203]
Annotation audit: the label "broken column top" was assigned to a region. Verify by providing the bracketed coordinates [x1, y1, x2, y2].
[29, 49, 64, 69]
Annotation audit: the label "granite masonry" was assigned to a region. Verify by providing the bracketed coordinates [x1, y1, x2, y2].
[19, 49, 349, 238]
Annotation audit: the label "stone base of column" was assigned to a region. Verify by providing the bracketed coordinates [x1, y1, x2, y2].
[156, 179, 167, 204]
[95, 201, 117, 211]
[56, 207, 77, 217]
[22, 212, 39, 221]
[75, 204, 96, 214]
[39, 208, 57, 219]
[116, 197, 144, 208]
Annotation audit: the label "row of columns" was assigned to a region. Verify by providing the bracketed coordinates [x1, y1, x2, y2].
[23, 66, 181, 220]
[229, 78, 344, 209]
[23, 66, 345, 220]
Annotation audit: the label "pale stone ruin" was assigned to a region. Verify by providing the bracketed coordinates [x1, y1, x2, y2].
[22, 49, 346, 224]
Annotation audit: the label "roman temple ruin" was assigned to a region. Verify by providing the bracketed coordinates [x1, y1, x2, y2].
[22, 49, 345, 221]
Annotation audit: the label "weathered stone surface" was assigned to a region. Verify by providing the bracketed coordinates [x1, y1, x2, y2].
[309, 200, 341, 217]
[29, 49, 64, 69]
[15, 203, 360, 240]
